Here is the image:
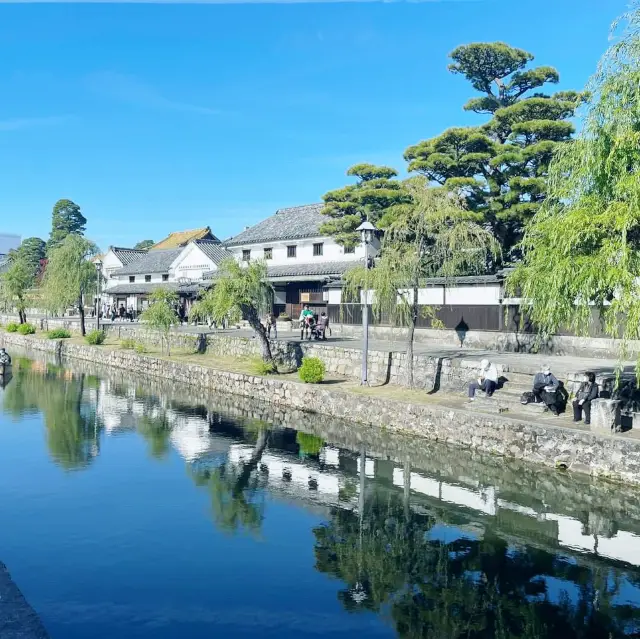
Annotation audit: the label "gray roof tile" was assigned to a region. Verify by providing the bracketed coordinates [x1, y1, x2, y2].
[114, 248, 182, 276]
[112, 247, 148, 266]
[107, 282, 209, 295]
[224, 204, 325, 246]
[193, 240, 232, 265]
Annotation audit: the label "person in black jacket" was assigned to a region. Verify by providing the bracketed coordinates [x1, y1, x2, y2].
[573, 372, 598, 424]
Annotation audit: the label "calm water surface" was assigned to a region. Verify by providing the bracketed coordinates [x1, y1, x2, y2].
[1, 354, 640, 638]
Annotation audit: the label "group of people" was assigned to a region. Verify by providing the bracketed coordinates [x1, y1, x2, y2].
[262, 305, 331, 341]
[468, 359, 599, 425]
[101, 303, 136, 322]
[298, 305, 329, 341]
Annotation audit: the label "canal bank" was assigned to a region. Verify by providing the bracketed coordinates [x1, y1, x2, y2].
[3, 331, 640, 486]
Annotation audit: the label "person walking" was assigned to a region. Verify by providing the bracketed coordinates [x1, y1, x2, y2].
[468, 359, 499, 401]
[265, 311, 277, 339]
[573, 372, 599, 425]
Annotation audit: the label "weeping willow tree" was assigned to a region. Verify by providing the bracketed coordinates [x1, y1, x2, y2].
[191, 259, 275, 365]
[343, 177, 499, 387]
[508, 5, 640, 367]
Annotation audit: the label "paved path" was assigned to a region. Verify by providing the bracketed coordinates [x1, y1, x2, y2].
[31, 315, 636, 377]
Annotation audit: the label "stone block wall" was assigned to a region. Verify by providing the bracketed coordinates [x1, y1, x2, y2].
[4, 331, 640, 486]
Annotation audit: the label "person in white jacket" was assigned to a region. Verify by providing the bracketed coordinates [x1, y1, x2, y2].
[468, 359, 498, 400]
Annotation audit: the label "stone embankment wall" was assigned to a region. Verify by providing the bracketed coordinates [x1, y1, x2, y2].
[4, 331, 640, 487]
[100, 325, 479, 392]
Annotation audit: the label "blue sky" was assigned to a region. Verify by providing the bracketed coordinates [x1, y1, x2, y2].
[0, 0, 626, 249]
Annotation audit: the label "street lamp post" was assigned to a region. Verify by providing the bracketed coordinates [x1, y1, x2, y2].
[95, 261, 102, 330]
[356, 221, 377, 385]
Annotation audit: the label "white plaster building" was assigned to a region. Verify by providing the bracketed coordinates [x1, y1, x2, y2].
[101, 239, 230, 312]
[221, 204, 375, 317]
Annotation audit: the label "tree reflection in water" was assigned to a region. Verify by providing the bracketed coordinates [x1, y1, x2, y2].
[314, 474, 640, 638]
[2, 359, 101, 470]
[190, 419, 271, 536]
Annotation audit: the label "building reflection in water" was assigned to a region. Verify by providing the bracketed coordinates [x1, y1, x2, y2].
[2, 355, 640, 637]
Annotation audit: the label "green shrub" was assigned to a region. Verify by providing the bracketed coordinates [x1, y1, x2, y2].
[250, 358, 277, 375]
[17, 323, 36, 335]
[120, 338, 136, 350]
[134, 342, 148, 354]
[298, 356, 325, 383]
[47, 328, 71, 339]
[5, 323, 19, 333]
[85, 329, 106, 345]
[278, 313, 291, 321]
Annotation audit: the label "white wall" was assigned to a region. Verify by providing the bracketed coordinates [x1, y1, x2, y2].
[228, 236, 364, 265]
[101, 250, 124, 291]
[172, 243, 219, 281]
[330, 284, 502, 307]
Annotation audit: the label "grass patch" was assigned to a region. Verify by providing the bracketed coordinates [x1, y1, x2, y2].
[47, 328, 72, 339]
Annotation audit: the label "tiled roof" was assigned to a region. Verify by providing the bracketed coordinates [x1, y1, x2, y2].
[112, 247, 148, 266]
[107, 282, 209, 295]
[152, 227, 219, 250]
[266, 260, 361, 279]
[114, 248, 182, 276]
[203, 259, 360, 281]
[0, 257, 9, 275]
[223, 204, 325, 246]
[193, 240, 232, 265]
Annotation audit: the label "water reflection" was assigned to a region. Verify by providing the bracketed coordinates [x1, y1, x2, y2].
[2, 358, 102, 469]
[1, 353, 640, 637]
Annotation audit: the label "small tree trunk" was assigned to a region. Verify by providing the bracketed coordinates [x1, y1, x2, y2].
[243, 305, 275, 365]
[166, 332, 171, 357]
[79, 294, 86, 336]
[406, 284, 419, 388]
[18, 309, 26, 324]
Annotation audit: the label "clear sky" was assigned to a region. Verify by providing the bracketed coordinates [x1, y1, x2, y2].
[0, 0, 627, 250]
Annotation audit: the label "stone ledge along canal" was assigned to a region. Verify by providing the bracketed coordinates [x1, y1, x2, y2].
[1, 351, 640, 638]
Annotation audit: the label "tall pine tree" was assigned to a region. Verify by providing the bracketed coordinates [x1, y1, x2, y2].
[48, 199, 87, 252]
[404, 42, 586, 256]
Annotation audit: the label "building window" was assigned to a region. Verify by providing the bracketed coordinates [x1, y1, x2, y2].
[313, 243, 324, 257]
[145, 275, 151, 283]
[162, 274, 169, 282]
[287, 245, 297, 258]
[129, 276, 135, 283]
[344, 245, 355, 254]
[264, 247, 273, 260]
[242, 249, 251, 262]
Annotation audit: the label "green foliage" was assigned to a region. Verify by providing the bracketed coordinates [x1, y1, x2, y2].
[5, 322, 19, 332]
[278, 313, 290, 320]
[17, 323, 36, 335]
[85, 329, 105, 345]
[296, 431, 324, 457]
[41, 234, 98, 336]
[320, 163, 410, 247]
[250, 358, 277, 375]
[48, 199, 86, 252]
[139, 288, 179, 355]
[12, 237, 46, 278]
[134, 342, 148, 354]
[193, 260, 275, 364]
[47, 328, 71, 339]
[508, 5, 640, 370]
[133, 239, 154, 250]
[298, 356, 326, 383]
[405, 42, 586, 256]
[120, 338, 136, 350]
[343, 179, 499, 386]
[0, 257, 35, 323]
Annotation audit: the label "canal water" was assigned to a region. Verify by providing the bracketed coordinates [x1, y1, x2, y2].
[1, 354, 640, 638]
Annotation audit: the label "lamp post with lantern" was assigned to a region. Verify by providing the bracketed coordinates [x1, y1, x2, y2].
[356, 220, 377, 385]
[94, 260, 102, 330]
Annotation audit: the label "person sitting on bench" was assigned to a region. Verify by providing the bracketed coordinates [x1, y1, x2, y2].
[573, 372, 598, 425]
[468, 359, 498, 401]
[533, 365, 560, 415]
